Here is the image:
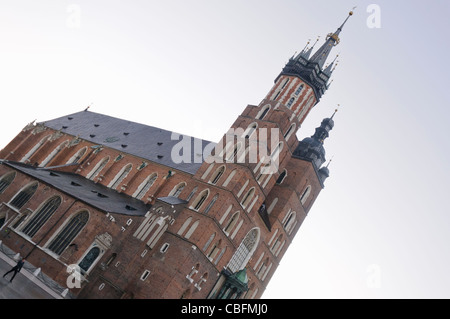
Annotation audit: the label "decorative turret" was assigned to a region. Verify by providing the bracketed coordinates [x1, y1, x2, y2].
[293, 110, 337, 170]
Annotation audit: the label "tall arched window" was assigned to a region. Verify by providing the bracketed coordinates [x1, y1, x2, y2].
[241, 187, 255, 208]
[86, 156, 110, 180]
[78, 245, 101, 273]
[9, 182, 38, 210]
[300, 185, 312, 205]
[227, 227, 260, 272]
[170, 182, 186, 198]
[276, 169, 287, 184]
[191, 189, 209, 211]
[294, 84, 304, 96]
[243, 123, 258, 139]
[20, 135, 51, 163]
[227, 143, 242, 162]
[0, 172, 16, 194]
[39, 140, 69, 167]
[284, 124, 296, 141]
[133, 173, 157, 199]
[108, 163, 133, 190]
[66, 146, 88, 164]
[204, 194, 218, 214]
[223, 211, 240, 235]
[286, 97, 295, 108]
[257, 105, 271, 120]
[48, 210, 89, 255]
[22, 196, 61, 238]
[209, 166, 225, 185]
[271, 142, 283, 161]
[283, 210, 296, 233]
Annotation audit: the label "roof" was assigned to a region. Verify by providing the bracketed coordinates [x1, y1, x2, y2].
[2, 161, 151, 217]
[157, 196, 188, 206]
[40, 110, 215, 175]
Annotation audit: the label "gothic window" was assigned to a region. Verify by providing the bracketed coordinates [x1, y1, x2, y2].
[20, 135, 51, 163]
[284, 123, 296, 141]
[207, 240, 222, 261]
[66, 146, 88, 164]
[244, 123, 258, 138]
[271, 234, 283, 253]
[257, 105, 271, 120]
[227, 227, 260, 273]
[134, 213, 156, 240]
[170, 182, 186, 198]
[191, 189, 209, 211]
[22, 196, 61, 238]
[108, 163, 132, 189]
[294, 84, 304, 96]
[300, 185, 312, 205]
[223, 211, 240, 235]
[186, 186, 197, 201]
[0, 172, 16, 194]
[86, 156, 110, 180]
[241, 187, 255, 208]
[283, 210, 296, 233]
[271, 142, 283, 161]
[276, 169, 287, 184]
[281, 78, 289, 89]
[185, 220, 199, 239]
[203, 194, 218, 214]
[227, 143, 242, 162]
[133, 173, 157, 199]
[9, 182, 38, 210]
[287, 97, 295, 108]
[177, 217, 192, 236]
[78, 245, 101, 273]
[210, 166, 225, 185]
[203, 233, 215, 252]
[47, 210, 89, 255]
[222, 169, 236, 187]
[39, 140, 69, 167]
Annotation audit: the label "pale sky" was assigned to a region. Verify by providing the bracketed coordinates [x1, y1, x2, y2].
[0, 0, 449, 299]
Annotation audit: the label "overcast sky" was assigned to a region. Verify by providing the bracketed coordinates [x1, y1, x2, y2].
[1, 0, 449, 299]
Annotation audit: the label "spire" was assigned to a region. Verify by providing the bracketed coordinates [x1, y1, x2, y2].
[309, 9, 354, 68]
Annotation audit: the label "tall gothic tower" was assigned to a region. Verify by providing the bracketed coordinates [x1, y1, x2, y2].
[0, 10, 352, 299]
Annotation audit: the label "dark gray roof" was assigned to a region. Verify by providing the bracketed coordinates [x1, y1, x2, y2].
[2, 161, 150, 217]
[157, 196, 188, 206]
[40, 110, 215, 175]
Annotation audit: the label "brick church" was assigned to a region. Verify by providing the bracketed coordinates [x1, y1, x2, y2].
[0, 10, 353, 299]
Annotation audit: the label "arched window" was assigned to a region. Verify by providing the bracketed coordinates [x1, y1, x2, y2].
[20, 135, 51, 163]
[9, 182, 38, 210]
[66, 146, 88, 164]
[283, 210, 296, 233]
[48, 210, 89, 255]
[223, 211, 240, 235]
[191, 189, 209, 211]
[284, 124, 296, 141]
[203, 233, 216, 252]
[210, 166, 225, 185]
[78, 246, 101, 273]
[0, 172, 16, 194]
[204, 194, 218, 214]
[170, 182, 186, 198]
[39, 140, 69, 167]
[294, 84, 304, 96]
[271, 234, 283, 253]
[108, 163, 132, 190]
[86, 156, 110, 180]
[186, 186, 197, 201]
[243, 123, 258, 139]
[227, 227, 260, 272]
[227, 143, 242, 162]
[177, 216, 192, 236]
[22, 196, 61, 238]
[133, 173, 157, 199]
[276, 169, 287, 184]
[286, 97, 295, 108]
[300, 185, 312, 205]
[257, 105, 271, 120]
[185, 220, 199, 239]
[271, 142, 283, 161]
[241, 187, 255, 208]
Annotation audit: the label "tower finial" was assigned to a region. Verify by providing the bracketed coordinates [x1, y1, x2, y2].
[330, 104, 339, 119]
